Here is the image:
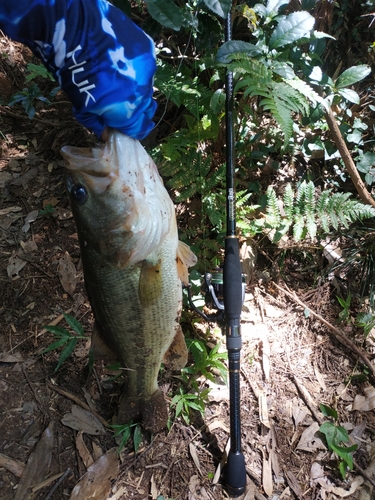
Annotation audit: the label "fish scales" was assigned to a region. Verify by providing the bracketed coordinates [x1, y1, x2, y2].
[61, 131, 196, 432]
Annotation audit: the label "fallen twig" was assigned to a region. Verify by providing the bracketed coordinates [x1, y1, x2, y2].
[0, 452, 25, 477]
[42, 469, 72, 500]
[325, 107, 375, 208]
[272, 281, 375, 381]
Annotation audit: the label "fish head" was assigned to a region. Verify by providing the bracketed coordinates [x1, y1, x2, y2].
[61, 131, 175, 267]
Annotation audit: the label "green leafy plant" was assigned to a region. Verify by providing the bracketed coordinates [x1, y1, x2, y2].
[25, 62, 56, 83]
[337, 293, 352, 323]
[41, 313, 89, 371]
[253, 181, 375, 243]
[355, 312, 375, 339]
[170, 383, 211, 425]
[170, 337, 227, 424]
[111, 421, 143, 454]
[8, 83, 59, 119]
[182, 338, 228, 385]
[319, 403, 358, 479]
[38, 204, 57, 217]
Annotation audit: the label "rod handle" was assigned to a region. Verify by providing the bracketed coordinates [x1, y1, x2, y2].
[223, 237, 242, 321]
[226, 450, 247, 497]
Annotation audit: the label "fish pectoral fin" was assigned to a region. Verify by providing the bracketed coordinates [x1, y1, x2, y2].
[176, 241, 197, 285]
[138, 258, 163, 306]
[163, 325, 188, 371]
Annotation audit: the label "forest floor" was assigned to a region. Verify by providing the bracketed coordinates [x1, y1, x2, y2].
[1, 40, 375, 500]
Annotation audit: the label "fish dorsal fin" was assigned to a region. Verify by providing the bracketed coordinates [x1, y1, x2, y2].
[176, 241, 197, 285]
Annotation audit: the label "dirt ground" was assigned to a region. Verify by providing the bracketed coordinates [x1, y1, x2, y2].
[1, 40, 375, 500]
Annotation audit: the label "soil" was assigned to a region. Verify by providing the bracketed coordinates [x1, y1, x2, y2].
[1, 41, 375, 500]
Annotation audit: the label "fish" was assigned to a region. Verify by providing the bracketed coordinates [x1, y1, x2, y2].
[61, 130, 197, 433]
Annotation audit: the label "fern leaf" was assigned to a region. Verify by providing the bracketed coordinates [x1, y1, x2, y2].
[283, 183, 294, 222]
[285, 78, 326, 109]
[265, 186, 281, 227]
[293, 213, 305, 241]
[260, 94, 294, 146]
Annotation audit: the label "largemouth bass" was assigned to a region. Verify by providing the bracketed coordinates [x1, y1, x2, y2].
[61, 131, 196, 433]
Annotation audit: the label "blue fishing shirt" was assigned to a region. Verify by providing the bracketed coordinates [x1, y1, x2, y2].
[0, 0, 157, 139]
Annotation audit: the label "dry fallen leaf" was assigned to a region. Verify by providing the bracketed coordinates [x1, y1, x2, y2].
[353, 386, 375, 411]
[262, 451, 273, 497]
[69, 448, 119, 500]
[76, 431, 94, 468]
[296, 422, 325, 452]
[7, 251, 27, 278]
[189, 443, 202, 476]
[61, 405, 106, 435]
[58, 251, 77, 296]
[14, 421, 54, 500]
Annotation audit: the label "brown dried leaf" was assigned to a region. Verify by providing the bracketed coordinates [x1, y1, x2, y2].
[61, 405, 106, 435]
[14, 422, 54, 500]
[58, 251, 76, 296]
[76, 431, 94, 468]
[296, 422, 325, 452]
[189, 443, 202, 476]
[69, 448, 119, 500]
[262, 453, 273, 496]
[353, 386, 375, 411]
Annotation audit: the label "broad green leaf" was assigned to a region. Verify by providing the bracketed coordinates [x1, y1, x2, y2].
[269, 11, 315, 49]
[338, 88, 360, 105]
[146, 0, 183, 30]
[320, 422, 349, 450]
[133, 425, 142, 452]
[43, 325, 70, 337]
[41, 337, 68, 354]
[216, 40, 261, 63]
[335, 65, 371, 89]
[319, 404, 338, 420]
[357, 152, 375, 174]
[63, 313, 85, 336]
[272, 61, 295, 79]
[55, 337, 77, 371]
[313, 30, 335, 40]
[203, 0, 231, 19]
[331, 443, 358, 469]
[175, 398, 184, 417]
[265, 0, 289, 16]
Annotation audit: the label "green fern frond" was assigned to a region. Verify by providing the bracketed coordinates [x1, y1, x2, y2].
[285, 78, 325, 109]
[265, 186, 281, 227]
[260, 93, 294, 145]
[258, 182, 375, 244]
[273, 82, 309, 115]
[283, 184, 295, 222]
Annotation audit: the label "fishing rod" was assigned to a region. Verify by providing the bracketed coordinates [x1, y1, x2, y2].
[222, 6, 247, 496]
[186, 5, 247, 496]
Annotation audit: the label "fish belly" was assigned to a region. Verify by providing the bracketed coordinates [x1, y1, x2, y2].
[81, 230, 182, 431]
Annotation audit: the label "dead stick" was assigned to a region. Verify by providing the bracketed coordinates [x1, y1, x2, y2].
[0, 453, 25, 477]
[47, 383, 110, 428]
[272, 281, 375, 380]
[325, 107, 375, 208]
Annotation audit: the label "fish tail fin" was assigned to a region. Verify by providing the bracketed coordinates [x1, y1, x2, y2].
[176, 241, 197, 285]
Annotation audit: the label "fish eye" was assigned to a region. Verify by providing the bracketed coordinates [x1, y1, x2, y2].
[71, 184, 88, 204]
